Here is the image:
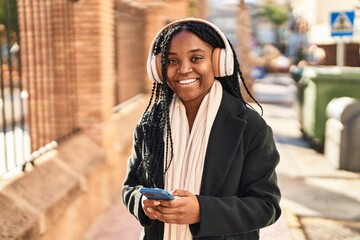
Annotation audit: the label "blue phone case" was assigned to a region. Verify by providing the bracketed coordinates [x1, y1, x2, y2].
[140, 187, 174, 200]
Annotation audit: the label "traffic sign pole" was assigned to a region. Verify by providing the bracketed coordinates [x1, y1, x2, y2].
[336, 37, 345, 66]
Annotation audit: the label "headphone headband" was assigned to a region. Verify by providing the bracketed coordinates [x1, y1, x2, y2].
[147, 17, 234, 83]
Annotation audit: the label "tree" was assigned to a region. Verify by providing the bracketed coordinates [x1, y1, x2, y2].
[257, 1, 289, 49]
[237, 0, 255, 102]
[260, 2, 288, 25]
[0, 0, 18, 34]
[0, 0, 19, 66]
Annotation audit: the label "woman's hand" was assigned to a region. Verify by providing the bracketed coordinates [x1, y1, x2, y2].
[142, 189, 200, 224]
[142, 196, 161, 220]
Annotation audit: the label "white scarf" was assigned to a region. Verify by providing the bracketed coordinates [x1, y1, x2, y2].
[163, 80, 223, 240]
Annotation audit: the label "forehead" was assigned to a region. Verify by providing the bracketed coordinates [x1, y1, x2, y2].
[169, 30, 212, 52]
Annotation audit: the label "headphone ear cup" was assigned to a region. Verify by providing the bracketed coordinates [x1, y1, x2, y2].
[225, 50, 234, 76]
[212, 48, 221, 77]
[150, 54, 162, 83]
[212, 48, 227, 77]
[155, 54, 162, 82]
[219, 49, 227, 77]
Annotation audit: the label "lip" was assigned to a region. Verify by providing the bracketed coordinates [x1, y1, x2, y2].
[177, 78, 199, 85]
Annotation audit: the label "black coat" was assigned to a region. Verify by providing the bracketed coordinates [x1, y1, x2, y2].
[122, 91, 281, 240]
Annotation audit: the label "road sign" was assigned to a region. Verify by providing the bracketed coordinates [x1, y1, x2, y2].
[331, 11, 355, 37]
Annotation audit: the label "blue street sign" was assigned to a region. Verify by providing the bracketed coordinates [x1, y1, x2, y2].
[331, 11, 355, 37]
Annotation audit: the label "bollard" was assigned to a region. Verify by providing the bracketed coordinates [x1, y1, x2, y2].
[325, 97, 360, 172]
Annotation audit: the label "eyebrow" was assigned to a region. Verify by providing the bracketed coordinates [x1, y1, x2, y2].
[168, 48, 206, 55]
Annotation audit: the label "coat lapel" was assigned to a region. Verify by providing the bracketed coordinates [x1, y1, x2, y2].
[200, 92, 247, 196]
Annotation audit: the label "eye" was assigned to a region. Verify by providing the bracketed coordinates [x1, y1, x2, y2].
[191, 56, 204, 62]
[167, 58, 178, 65]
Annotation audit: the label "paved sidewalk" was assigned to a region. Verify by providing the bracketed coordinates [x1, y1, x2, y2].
[254, 73, 360, 240]
[84, 73, 360, 240]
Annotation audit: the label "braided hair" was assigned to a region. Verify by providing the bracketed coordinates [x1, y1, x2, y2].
[137, 21, 262, 187]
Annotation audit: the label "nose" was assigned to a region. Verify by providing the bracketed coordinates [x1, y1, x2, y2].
[177, 61, 193, 74]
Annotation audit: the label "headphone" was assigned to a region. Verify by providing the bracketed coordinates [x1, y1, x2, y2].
[146, 17, 234, 83]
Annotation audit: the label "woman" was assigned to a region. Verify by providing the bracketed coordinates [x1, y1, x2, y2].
[122, 18, 281, 240]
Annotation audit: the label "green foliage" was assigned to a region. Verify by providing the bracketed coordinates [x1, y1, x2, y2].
[258, 2, 289, 26]
[0, 0, 18, 33]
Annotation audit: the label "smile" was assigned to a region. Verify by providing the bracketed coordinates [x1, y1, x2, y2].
[178, 78, 198, 85]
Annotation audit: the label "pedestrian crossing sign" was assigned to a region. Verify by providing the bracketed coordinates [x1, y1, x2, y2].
[331, 11, 355, 37]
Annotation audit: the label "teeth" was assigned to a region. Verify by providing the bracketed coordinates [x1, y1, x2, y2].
[179, 79, 197, 84]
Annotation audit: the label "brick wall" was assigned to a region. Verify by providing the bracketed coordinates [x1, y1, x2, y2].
[18, 0, 117, 146]
[16, 0, 208, 149]
[115, 2, 146, 103]
[74, 0, 115, 145]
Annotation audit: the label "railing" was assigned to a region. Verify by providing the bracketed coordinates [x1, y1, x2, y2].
[0, 0, 78, 177]
[0, 0, 28, 176]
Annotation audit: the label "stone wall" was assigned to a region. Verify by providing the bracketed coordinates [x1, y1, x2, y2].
[0, 95, 148, 240]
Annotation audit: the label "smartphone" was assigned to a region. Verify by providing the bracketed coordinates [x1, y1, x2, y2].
[140, 187, 174, 200]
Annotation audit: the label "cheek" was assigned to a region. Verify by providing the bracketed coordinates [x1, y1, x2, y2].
[166, 68, 178, 89]
[200, 62, 215, 77]
[166, 81, 175, 91]
[165, 74, 176, 92]
[166, 67, 176, 80]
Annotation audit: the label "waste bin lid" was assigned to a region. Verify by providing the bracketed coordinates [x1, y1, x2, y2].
[302, 66, 360, 82]
[326, 97, 360, 122]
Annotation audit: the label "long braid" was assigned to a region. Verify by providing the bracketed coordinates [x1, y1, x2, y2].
[143, 81, 156, 115]
[137, 25, 182, 187]
[137, 80, 164, 186]
[159, 25, 183, 175]
[229, 41, 264, 115]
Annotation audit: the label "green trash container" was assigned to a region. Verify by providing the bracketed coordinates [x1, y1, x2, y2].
[298, 66, 360, 151]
